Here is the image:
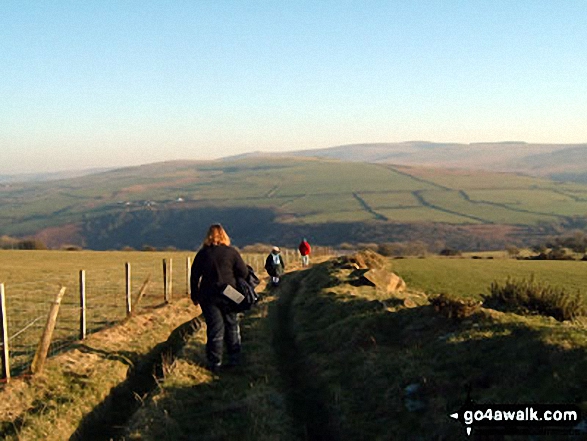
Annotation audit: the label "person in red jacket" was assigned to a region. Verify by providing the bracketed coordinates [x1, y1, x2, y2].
[298, 238, 311, 267]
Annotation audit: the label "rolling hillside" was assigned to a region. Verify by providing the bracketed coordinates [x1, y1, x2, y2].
[2, 157, 587, 250]
[252, 142, 587, 178]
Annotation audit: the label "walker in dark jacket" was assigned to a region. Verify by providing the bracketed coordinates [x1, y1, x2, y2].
[190, 225, 248, 371]
[265, 246, 285, 286]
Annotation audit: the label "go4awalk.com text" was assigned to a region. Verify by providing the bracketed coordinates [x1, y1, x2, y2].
[449, 401, 582, 436]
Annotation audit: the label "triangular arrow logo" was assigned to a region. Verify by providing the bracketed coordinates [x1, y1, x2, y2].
[450, 413, 459, 420]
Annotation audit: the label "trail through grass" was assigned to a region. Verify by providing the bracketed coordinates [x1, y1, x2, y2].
[2, 254, 586, 440]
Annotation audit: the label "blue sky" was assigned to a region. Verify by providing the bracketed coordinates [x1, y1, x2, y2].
[1, 1, 587, 173]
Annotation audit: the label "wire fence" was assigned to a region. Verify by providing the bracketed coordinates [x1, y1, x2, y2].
[0, 254, 195, 378]
[0, 247, 335, 380]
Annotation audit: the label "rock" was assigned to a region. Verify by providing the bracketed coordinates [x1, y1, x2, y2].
[340, 250, 386, 269]
[361, 268, 406, 292]
[403, 297, 418, 308]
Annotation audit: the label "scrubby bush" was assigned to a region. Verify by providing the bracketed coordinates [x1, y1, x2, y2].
[506, 245, 520, 257]
[61, 244, 82, 251]
[376, 243, 403, 256]
[375, 241, 428, 257]
[484, 276, 586, 321]
[0, 235, 19, 249]
[529, 248, 576, 261]
[357, 243, 378, 252]
[439, 248, 461, 257]
[430, 293, 481, 320]
[17, 239, 48, 250]
[0, 236, 47, 250]
[142, 244, 157, 252]
[546, 230, 587, 253]
[241, 243, 273, 254]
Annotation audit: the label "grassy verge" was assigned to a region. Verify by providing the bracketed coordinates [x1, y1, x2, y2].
[0, 298, 199, 441]
[123, 283, 297, 440]
[3, 253, 586, 439]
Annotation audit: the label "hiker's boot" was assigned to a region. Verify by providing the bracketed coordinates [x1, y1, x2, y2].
[207, 361, 221, 373]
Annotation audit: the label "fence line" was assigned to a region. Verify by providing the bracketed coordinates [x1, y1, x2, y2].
[0, 248, 336, 380]
[0, 254, 200, 379]
[0, 252, 282, 380]
[0, 283, 10, 381]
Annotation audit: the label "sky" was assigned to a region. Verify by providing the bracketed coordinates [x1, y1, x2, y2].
[1, 1, 587, 173]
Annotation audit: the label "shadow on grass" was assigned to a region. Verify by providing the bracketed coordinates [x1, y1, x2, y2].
[275, 261, 587, 440]
[116, 288, 298, 441]
[69, 317, 201, 441]
[66, 260, 587, 441]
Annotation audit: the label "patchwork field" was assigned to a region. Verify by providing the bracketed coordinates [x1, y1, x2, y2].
[3, 157, 587, 250]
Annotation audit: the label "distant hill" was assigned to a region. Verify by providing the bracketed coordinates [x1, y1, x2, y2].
[2, 156, 587, 251]
[0, 167, 112, 184]
[245, 142, 587, 179]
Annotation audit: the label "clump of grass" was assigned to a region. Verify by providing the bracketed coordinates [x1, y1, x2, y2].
[484, 276, 586, 321]
[429, 293, 481, 320]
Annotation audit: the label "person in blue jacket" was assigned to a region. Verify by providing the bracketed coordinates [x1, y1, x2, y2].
[265, 246, 285, 286]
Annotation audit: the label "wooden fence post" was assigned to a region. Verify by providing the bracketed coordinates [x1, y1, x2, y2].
[79, 270, 86, 340]
[186, 256, 191, 296]
[0, 283, 10, 382]
[168, 258, 173, 301]
[31, 286, 67, 375]
[125, 262, 132, 316]
[163, 259, 168, 303]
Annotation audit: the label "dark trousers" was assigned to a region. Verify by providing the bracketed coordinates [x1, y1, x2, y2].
[199, 297, 241, 365]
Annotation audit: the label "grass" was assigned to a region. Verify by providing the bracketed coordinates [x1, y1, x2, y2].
[123, 284, 298, 441]
[422, 189, 558, 224]
[390, 256, 587, 301]
[1, 253, 586, 439]
[356, 190, 421, 209]
[0, 298, 200, 441]
[0, 250, 270, 374]
[270, 255, 587, 439]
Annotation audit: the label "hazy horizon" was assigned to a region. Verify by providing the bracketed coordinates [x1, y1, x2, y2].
[2, 1, 587, 174]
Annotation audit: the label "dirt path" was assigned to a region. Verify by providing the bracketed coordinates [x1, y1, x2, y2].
[270, 270, 342, 440]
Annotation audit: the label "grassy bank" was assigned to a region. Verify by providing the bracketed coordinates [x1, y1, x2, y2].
[0, 299, 200, 440]
[276, 256, 587, 439]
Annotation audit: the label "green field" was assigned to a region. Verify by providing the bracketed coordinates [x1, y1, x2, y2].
[3, 157, 587, 247]
[390, 256, 587, 300]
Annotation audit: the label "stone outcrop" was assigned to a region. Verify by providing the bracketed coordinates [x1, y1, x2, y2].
[361, 268, 406, 293]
